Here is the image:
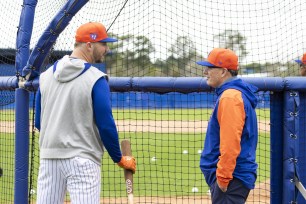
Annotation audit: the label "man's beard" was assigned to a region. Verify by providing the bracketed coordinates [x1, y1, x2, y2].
[94, 56, 105, 63]
[95, 59, 103, 63]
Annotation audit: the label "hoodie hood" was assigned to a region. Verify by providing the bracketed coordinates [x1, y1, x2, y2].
[215, 78, 258, 108]
[53, 55, 91, 83]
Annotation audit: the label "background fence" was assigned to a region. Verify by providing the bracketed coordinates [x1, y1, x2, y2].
[0, 78, 274, 204]
[1, 76, 306, 204]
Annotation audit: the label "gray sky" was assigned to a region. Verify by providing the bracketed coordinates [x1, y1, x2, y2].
[1, 0, 306, 64]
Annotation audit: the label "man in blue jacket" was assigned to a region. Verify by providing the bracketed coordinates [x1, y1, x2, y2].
[197, 48, 259, 204]
[295, 52, 306, 76]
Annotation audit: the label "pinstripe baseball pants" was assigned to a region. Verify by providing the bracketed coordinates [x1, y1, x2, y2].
[37, 157, 101, 204]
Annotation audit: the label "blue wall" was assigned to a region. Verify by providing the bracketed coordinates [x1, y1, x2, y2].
[0, 64, 270, 109]
[0, 64, 15, 76]
[111, 92, 215, 109]
[110, 91, 269, 109]
[2, 91, 270, 109]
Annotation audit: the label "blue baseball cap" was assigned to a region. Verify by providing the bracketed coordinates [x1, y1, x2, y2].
[295, 53, 306, 65]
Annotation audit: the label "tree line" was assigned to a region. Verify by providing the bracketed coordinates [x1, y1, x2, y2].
[104, 30, 299, 77]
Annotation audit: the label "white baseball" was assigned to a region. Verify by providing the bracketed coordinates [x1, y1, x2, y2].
[192, 187, 199, 193]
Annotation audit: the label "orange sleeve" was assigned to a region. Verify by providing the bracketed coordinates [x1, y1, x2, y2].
[216, 89, 245, 188]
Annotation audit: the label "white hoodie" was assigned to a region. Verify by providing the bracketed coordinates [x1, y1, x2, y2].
[39, 55, 107, 164]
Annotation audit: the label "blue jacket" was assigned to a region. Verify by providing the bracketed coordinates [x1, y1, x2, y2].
[200, 78, 258, 189]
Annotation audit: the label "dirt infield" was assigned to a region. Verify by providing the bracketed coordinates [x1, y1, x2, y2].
[115, 120, 270, 133]
[96, 181, 270, 203]
[247, 179, 270, 203]
[96, 180, 270, 203]
[99, 195, 269, 204]
[0, 120, 269, 134]
[31, 181, 270, 204]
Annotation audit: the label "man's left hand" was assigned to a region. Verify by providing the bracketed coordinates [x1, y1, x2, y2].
[217, 180, 228, 192]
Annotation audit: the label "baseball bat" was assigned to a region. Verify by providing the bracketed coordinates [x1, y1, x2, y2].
[121, 139, 134, 204]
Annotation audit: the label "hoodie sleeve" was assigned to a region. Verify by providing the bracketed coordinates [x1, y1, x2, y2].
[92, 77, 122, 163]
[216, 89, 245, 188]
[35, 88, 41, 131]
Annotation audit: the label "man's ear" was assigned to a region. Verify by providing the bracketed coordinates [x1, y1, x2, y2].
[85, 42, 95, 54]
[221, 68, 228, 77]
[86, 42, 93, 49]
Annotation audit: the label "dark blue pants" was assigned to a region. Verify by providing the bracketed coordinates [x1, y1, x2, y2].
[210, 178, 250, 204]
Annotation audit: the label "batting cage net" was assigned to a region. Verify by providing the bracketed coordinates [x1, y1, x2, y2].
[1, 0, 305, 77]
[0, 0, 306, 204]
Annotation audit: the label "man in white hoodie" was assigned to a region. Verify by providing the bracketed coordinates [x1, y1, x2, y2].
[35, 22, 136, 204]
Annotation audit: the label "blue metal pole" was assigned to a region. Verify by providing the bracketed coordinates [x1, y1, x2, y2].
[283, 91, 299, 203]
[15, 0, 37, 203]
[297, 92, 306, 203]
[22, 0, 89, 80]
[270, 91, 284, 204]
[14, 88, 29, 204]
[15, 0, 37, 75]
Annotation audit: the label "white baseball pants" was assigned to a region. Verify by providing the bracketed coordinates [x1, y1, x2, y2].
[37, 157, 101, 204]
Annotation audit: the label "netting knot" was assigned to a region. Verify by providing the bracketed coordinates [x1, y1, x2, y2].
[64, 10, 71, 17]
[29, 65, 36, 70]
[49, 29, 58, 36]
[37, 48, 44, 54]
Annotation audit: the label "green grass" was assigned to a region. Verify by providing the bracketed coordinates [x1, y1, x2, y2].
[256, 109, 271, 121]
[0, 107, 270, 201]
[256, 132, 271, 183]
[0, 131, 270, 201]
[0, 133, 15, 203]
[101, 132, 207, 197]
[0, 109, 35, 121]
[113, 108, 270, 121]
[112, 108, 212, 121]
[0, 108, 270, 121]
[0, 109, 15, 121]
